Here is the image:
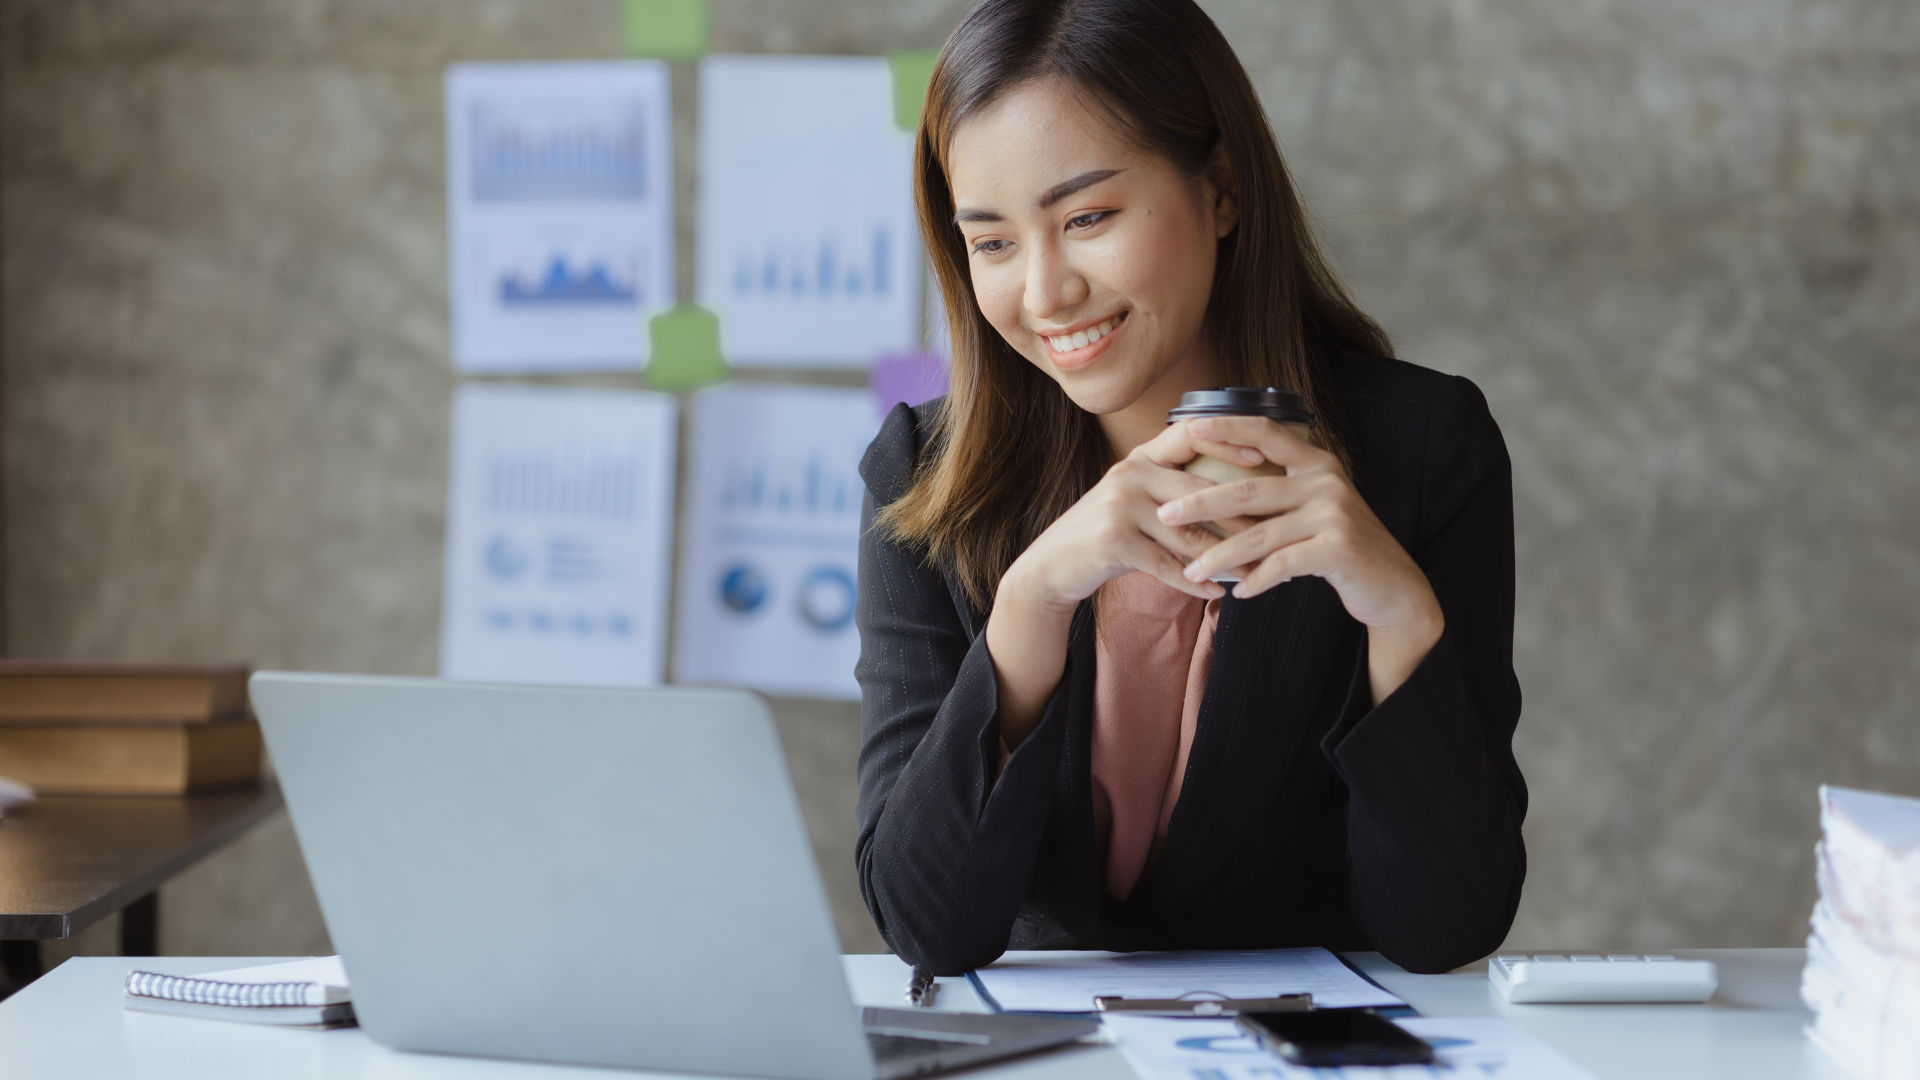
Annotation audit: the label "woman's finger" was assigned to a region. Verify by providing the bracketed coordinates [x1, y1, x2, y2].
[1197, 512, 1265, 538]
[1186, 416, 1335, 472]
[1182, 435, 1291, 475]
[1231, 534, 1335, 599]
[1140, 513, 1223, 564]
[1109, 443, 1264, 536]
[1160, 472, 1330, 527]
[1181, 510, 1319, 583]
[1123, 532, 1226, 600]
[1131, 419, 1216, 470]
[1112, 455, 1224, 505]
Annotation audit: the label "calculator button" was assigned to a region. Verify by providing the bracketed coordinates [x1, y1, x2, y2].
[1532, 955, 1567, 962]
[1606, 955, 1638, 962]
[1644, 955, 1676, 961]
[1570, 955, 1604, 962]
[1497, 955, 1528, 964]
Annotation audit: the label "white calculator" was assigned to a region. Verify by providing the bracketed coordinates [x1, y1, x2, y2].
[1489, 954, 1718, 1003]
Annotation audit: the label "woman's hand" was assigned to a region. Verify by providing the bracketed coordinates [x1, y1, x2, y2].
[1155, 416, 1445, 703]
[1006, 423, 1253, 611]
[987, 422, 1255, 748]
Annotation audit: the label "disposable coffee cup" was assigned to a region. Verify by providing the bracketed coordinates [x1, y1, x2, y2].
[1166, 387, 1314, 541]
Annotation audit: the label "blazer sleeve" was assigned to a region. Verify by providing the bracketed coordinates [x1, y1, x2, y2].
[1319, 375, 1529, 974]
[852, 404, 1077, 975]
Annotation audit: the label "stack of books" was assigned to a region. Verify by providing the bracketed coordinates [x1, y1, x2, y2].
[1801, 785, 1920, 1076]
[0, 662, 261, 795]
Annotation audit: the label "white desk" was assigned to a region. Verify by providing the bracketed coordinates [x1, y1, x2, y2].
[0, 949, 1846, 1079]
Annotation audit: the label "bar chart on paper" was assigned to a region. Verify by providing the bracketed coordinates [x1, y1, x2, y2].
[468, 100, 653, 203]
[484, 448, 645, 521]
[675, 385, 878, 699]
[447, 62, 675, 372]
[730, 226, 894, 301]
[697, 55, 918, 366]
[716, 450, 859, 522]
[442, 385, 678, 687]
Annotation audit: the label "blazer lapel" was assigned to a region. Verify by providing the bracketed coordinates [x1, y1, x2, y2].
[1127, 574, 1361, 910]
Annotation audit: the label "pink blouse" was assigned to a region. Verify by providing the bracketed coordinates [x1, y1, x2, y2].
[1089, 572, 1220, 900]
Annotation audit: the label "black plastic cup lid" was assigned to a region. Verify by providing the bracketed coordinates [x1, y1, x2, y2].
[1166, 387, 1312, 424]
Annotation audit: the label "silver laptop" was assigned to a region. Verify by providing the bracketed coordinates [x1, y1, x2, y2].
[250, 673, 1094, 1079]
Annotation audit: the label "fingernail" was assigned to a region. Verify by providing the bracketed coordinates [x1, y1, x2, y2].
[1239, 447, 1263, 463]
[1190, 418, 1214, 435]
[1157, 502, 1182, 523]
[1206, 583, 1225, 598]
[1184, 563, 1207, 582]
[1231, 583, 1248, 599]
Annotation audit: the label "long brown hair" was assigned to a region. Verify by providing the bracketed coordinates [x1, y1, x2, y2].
[882, 0, 1392, 611]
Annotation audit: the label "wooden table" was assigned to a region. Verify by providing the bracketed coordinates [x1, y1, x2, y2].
[0, 784, 281, 989]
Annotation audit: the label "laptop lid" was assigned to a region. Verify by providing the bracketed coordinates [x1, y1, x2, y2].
[251, 672, 875, 1080]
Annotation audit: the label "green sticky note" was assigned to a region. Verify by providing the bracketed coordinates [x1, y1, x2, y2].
[888, 50, 940, 133]
[623, 0, 708, 60]
[647, 304, 728, 390]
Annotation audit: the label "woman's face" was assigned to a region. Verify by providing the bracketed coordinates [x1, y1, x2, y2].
[947, 76, 1237, 423]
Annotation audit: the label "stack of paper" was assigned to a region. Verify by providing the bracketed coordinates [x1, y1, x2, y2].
[1801, 785, 1920, 1076]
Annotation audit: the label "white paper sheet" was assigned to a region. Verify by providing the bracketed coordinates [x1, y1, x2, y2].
[672, 384, 878, 699]
[696, 56, 919, 366]
[1823, 785, 1920, 860]
[440, 384, 677, 687]
[1102, 1015, 1596, 1080]
[972, 949, 1404, 1013]
[446, 61, 675, 373]
[196, 957, 348, 991]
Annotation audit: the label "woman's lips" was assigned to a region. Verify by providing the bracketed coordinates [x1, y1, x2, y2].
[1042, 310, 1130, 372]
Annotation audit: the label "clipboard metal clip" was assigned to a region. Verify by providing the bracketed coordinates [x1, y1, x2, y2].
[1093, 990, 1313, 1017]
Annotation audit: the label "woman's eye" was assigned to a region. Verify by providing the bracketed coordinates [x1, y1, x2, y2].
[970, 238, 1008, 256]
[1067, 210, 1113, 231]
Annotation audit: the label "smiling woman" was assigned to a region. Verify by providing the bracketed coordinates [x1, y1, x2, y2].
[855, 0, 1527, 978]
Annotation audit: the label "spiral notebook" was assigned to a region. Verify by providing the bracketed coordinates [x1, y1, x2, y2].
[123, 956, 355, 1027]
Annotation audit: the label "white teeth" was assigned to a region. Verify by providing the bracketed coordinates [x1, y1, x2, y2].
[1047, 314, 1122, 352]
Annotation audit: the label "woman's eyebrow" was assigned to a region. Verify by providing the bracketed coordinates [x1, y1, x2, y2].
[952, 168, 1126, 224]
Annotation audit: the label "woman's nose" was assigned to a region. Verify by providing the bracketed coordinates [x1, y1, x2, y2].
[1022, 240, 1089, 322]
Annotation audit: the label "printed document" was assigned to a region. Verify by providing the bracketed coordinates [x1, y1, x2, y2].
[440, 384, 677, 687]
[1102, 1014, 1596, 1080]
[672, 384, 876, 699]
[696, 55, 919, 366]
[445, 61, 675, 373]
[971, 948, 1403, 1013]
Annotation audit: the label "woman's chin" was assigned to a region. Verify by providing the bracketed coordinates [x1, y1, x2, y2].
[1053, 372, 1150, 418]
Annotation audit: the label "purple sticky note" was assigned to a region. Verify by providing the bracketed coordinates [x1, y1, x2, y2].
[870, 349, 949, 419]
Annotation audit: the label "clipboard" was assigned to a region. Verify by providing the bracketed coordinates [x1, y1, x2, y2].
[1094, 990, 1312, 1017]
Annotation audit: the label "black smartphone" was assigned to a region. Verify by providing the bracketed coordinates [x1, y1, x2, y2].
[1234, 1010, 1435, 1067]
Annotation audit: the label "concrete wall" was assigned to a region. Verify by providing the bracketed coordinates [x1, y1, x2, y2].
[3, 0, 1916, 968]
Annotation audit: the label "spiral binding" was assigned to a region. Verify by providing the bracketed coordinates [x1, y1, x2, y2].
[124, 970, 324, 1008]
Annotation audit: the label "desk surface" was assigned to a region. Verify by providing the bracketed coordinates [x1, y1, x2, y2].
[0, 948, 1847, 1079]
[0, 786, 282, 939]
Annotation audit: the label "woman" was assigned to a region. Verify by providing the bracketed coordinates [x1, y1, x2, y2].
[855, 0, 1525, 977]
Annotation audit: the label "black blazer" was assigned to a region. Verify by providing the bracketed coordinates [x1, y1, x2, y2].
[853, 353, 1526, 976]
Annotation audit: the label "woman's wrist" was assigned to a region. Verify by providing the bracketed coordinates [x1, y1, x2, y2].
[997, 549, 1080, 620]
[1364, 597, 1445, 707]
[985, 556, 1077, 752]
